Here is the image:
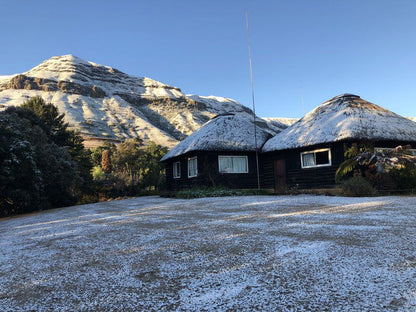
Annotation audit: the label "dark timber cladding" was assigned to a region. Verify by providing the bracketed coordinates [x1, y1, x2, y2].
[261, 142, 345, 190]
[261, 140, 416, 190]
[165, 151, 261, 191]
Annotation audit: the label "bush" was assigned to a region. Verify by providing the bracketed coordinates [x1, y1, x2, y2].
[0, 105, 83, 215]
[92, 166, 106, 181]
[341, 176, 378, 197]
[390, 165, 416, 191]
[176, 186, 245, 199]
[241, 189, 271, 196]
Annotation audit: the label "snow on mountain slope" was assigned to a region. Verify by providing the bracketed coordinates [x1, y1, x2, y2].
[0, 88, 179, 147]
[0, 55, 281, 148]
[0, 75, 15, 82]
[186, 95, 252, 115]
[24, 55, 184, 99]
[262, 117, 299, 132]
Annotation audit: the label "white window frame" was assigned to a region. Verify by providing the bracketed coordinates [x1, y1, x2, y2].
[173, 161, 181, 179]
[300, 148, 332, 169]
[188, 156, 198, 178]
[375, 147, 416, 156]
[218, 155, 249, 174]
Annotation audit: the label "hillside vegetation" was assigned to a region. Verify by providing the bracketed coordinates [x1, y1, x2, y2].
[0, 97, 167, 216]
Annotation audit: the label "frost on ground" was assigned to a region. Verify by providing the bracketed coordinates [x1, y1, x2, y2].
[0, 195, 415, 311]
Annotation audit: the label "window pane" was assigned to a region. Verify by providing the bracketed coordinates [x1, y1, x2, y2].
[173, 162, 180, 178]
[302, 153, 315, 167]
[233, 157, 247, 173]
[219, 157, 233, 173]
[316, 151, 329, 165]
[219, 156, 248, 173]
[188, 158, 197, 177]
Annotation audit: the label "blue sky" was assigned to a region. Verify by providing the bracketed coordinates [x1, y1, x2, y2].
[1, 0, 415, 118]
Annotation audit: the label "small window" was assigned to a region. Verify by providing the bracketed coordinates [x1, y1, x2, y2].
[173, 162, 181, 178]
[218, 156, 248, 173]
[188, 157, 198, 178]
[301, 148, 331, 168]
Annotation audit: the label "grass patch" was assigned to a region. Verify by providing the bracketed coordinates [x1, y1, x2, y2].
[176, 187, 243, 199]
[175, 186, 269, 199]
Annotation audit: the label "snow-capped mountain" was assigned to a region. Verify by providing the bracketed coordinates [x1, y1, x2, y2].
[0, 55, 280, 148]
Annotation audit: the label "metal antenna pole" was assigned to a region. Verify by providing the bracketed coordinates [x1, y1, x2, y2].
[245, 12, 260, 190]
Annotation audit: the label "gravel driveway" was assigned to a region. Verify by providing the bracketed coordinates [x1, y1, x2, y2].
[0, 195, 415, 311]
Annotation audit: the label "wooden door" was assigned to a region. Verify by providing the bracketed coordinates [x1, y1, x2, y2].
[274, 159, 286, 192]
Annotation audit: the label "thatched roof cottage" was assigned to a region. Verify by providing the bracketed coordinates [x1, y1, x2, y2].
[161, 114, 275, 190]
[261, 94, 416, 190]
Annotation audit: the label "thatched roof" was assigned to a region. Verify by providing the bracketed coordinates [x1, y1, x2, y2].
[262, 94, 416, 152]
[161, 114, 275, 161]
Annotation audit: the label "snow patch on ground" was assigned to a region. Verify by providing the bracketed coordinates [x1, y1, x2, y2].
[1, 195, 416, 311]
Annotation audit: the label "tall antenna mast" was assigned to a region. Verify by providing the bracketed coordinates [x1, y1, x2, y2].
[245, 12, 260, 190]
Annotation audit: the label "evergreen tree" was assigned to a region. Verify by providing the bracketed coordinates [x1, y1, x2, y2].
[101, 149, 112, 173]
[0, 106, 79, 215]
[20, 96, 70, 145]
[21, 96, 93, 197]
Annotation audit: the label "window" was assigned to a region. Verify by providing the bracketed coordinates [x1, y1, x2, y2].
[218, 156, 248, 173]
[188, 157, 198, 178]
[301, 148, 331, 168]
[173, 162, 181, 178]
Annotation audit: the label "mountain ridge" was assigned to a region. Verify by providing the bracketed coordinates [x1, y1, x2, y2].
[4, 55, 411, 149]
[0, 54, 286, 148]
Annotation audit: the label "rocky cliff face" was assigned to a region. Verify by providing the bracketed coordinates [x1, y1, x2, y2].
[0, 55, 283, 148]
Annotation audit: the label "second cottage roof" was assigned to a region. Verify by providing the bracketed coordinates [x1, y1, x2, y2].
[262, 94, 416, 152]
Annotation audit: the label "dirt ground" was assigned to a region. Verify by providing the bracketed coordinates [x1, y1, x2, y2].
[0, 195, 415, 311]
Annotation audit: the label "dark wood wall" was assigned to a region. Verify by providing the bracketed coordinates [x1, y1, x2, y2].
[261, 140, 416, 190]
[165, 140, 416, 191]
[164, 151, 262, 191]
[261, 142, 345, 190]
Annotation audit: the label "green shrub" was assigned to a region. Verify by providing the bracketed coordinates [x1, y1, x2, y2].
[390, 164, 416, 191]
[92, 166, 106, 180]
[242, 189, 270, 196]
[176, 186, 245, 199]
[77, 193, 99, 205]
[341, 176, 378, 197]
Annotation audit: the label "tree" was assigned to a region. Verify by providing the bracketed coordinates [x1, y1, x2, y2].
[336, 144, 416, 192]
[0, 106, 79, 215]
[335, 142, 373, 183]
[21, 96, 93, 197]
[90, 143, 116, 167]
[21, 96, 70, 145]
[0, 119, 41, 214]
[140, 142, 168, 190]
[112, 138, 144, 193]
[101, 149, 112, 173]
